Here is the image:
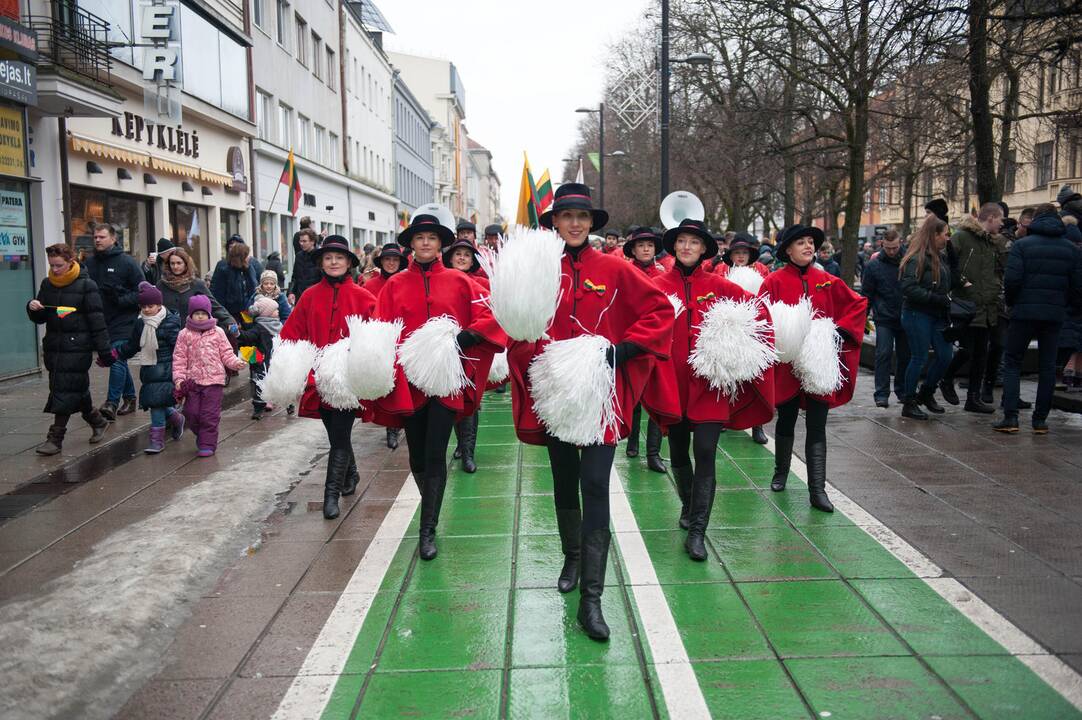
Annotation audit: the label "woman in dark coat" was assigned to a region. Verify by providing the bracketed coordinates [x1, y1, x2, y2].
[27, 243, 114, 455]
[157, 247, 235, 331]
[211, 240, 262, 321]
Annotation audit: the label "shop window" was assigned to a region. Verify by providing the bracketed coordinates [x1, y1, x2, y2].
[260, 211, 275, 261]
[220, 210, 241, 256]
[69, 186, 151, 261]
[170, 202, 209, 275]
[0, 180, 37, 377]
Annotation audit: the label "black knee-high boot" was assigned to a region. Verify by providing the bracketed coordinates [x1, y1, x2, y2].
[577, 528, 611, 641]
[771, 435, 794, 492]
[805, 440, 834, 513]
[323, 448, 350, 519]
[460, 414, 478, 473]
[419, 469, 446, 560]
[342, 448, 360, 496]
[627, 406, 641, 457]
[555, 508, 581, 593]
[646, 420, 666, 472]
[671, 464, 693, 529]
[685, 470, 716, 561]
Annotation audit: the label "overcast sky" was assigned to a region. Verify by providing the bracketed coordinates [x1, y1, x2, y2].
[380, 0, 651, 219]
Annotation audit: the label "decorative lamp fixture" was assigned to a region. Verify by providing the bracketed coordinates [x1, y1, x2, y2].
[117, 168, 132, 180]
[201, 186, 213, 197]
[87, 161, 103, 174]
[181, 181, 194, 192]
[143, 173, 157, 184]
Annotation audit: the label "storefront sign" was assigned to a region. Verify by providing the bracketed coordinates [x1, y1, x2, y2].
[0, 187, 27, 255]
[0, 61, 35, 106]
[0, 16, 37, 63]
[141, 0, 182, 123]
[111, 110, 199, 158]
[0, 105, 25, 176]
[227, 146, 247, 192]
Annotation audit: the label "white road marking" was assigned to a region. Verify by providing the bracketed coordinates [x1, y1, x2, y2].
[748, 429, 1082, 712]
[609, 466, 712, 719]
[271, 478, 419, 720]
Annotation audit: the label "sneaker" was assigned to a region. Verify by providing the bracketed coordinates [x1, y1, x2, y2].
[197, 447, 215, 457]
[874, 397, 889, 408]
[251, 407, 265, 421]
[1032, 421, 1049, 435]
[993, 416, 1019, 433]
[99, 402, 118, 423]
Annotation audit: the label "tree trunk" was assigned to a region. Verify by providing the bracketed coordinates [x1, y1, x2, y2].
[968, 0, 1001, 204]
[902, 170, 916, 237]
[996, 66, 1021, 192]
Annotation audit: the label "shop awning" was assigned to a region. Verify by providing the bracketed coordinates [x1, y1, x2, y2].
[69, 134, 151, 167]
[150, 156, 203, 179]
[200, 168, 233, 186]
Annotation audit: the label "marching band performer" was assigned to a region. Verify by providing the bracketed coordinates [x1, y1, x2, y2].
[507, 184, 673, 641]
[623, 226, 667, 472]
[364, 243, 409, 451]
[757, 225, 867, 512]
[375, 215, 507, 561]
[646, 219, 775, 560]
[443, 236, 490, 473]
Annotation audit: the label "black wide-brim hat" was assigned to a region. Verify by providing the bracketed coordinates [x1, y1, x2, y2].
[623, 227, 662, 258]
[776, 224, 825, 259]
[442, 238, 481, 272]
[662, 218, 718, 258]
[312, 235, 361, 268]
[377, 242, 405, 260]
[456, 220, 476, 233]
[399, 214, 455, 248]
[723, 232, 761, 264]
[538, 182, 609, 232]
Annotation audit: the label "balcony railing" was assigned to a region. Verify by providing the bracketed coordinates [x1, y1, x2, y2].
[24, 0, 113, 87]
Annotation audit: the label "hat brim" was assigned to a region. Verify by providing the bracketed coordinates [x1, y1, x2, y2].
[538, 208, 609, 233]
[312, 245, 361, 268]
[722, 243, 760, 265]
[623, 236, 662, 258]
[778, 227, 825, 258]
[662, 226, 718, 259]
[399, 223, 455, 248]
[443, 241, 481, 273]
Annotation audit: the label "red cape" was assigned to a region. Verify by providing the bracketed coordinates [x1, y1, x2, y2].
[757, 263, 867, 409]
[507, 245, 674, 446]
[715, 261, 770, 279]
[644, 265, 775, 429]
[373, 261, 507, 426]
[278, 275, 378, 420]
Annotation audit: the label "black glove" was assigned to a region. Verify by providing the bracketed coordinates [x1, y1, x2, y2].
[938, 293, 952, 309]
[456, 330, 480, 349]
[606, 341, 644, 368]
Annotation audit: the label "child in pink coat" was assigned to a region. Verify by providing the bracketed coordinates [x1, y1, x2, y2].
[173, 295, 245, 456]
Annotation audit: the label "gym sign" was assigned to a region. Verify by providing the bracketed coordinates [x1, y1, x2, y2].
[140, 0, 183, 123]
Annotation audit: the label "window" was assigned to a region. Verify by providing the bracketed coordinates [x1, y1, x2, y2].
[314, 124, 326, 164]
[329, 132, 339, 171]
[256, 90, 273, 140]
[311, 33, 322, 80]
[297, 114, 311, 157]
[1036, 141, 1054, 187]
[253, 0, 265, 29]
[295, 14, 308, 66]
[278, 103, 293, 147]
[326, 47, 337, 91]
[276, 0, 290, 49]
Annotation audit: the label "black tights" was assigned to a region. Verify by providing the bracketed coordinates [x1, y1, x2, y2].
[403, 400, 457, 480]
[546, 437, 616, 536]
[667, 420, 722, 473]
[319, 407, 356, 450]
[775, 396, 828, 442]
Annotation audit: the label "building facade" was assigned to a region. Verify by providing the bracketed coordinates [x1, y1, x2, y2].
[392, 70, 434, 220]
[466, 137, 501, 229]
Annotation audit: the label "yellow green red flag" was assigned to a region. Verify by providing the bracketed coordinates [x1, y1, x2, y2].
[515, 152, 541, 228]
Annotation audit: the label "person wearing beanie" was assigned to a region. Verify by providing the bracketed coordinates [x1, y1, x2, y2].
[115, 282, 184, 453]
[172, 294, 246, 456]
[1059, 184, 1082, 224]
[238, 295, 284, 420]
[253, 268, 292, 320]
[142, 237, 175, 285]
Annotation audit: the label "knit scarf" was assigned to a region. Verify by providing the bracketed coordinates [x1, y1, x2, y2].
[186, 316, 218, 332]
[48, 261, 81, 288]
[255, 285, 281, 300]
[134, 307, 167, 366]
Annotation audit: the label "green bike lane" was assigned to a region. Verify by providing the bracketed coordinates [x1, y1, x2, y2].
[282, 391, 1082, 719]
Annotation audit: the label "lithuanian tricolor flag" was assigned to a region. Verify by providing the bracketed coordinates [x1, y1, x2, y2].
[515, 152, 541, 228]
[535, 170, 554, 213]
[279, 149, 302, 216]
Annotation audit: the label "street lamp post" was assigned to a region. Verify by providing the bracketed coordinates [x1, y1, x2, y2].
[575, 103, 605, 207]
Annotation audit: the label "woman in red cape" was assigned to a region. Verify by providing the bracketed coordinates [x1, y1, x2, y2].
[645, 219, 775, 561]
[622, 226, 668, 472]
[362, 242, 409, 450]
[276, 236, 378, 520]
[757, 224, 867, 512]
[507, 183, 673, 641]
[442, 237, 490, 474]
[373, 214, 506, 561]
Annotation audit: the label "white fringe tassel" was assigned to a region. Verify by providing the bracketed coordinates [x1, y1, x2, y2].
[793, 316, 844, 396]
[690, 298, 777, 396]
[528, 335, 618, 446]
[488, 350, 509, 383]
[258, 338, 318, 407]
[769, 297, 813, 364]
[726, 265, 765, 295]
[345, 316, 402, 400]
[398, 315, 471, 397]
[477, 225, 563, 341]
[667, 293, 685, 319]
[314, 338, 360, 410]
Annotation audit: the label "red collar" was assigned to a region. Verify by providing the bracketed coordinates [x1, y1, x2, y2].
[408, 258, 446, 276]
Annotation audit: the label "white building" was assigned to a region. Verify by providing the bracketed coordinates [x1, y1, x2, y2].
[467, 137, 502, 229]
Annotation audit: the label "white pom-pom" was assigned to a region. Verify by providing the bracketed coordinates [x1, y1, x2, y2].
[488, 350, 509, 383]
[726, 265, 764, 295]
[667, 293, 685, 319]
[346, 316, 402, 400]
[528, 335, 618, 446]
[398, 315, 471, 397]
[478, 225, 563, 341]
[259, 338, 318, 407]
[690, 298, 777, 396]
[769, 297, 813, 364]
[793, 317, 844, 396]
[314, 338, 360, 410]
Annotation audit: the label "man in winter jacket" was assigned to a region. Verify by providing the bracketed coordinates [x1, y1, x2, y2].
[861, 230, 908, 407]
[940, 203, 1006, 413]
[141, 237, 174, 285]
[1058, 184, 1082, 225]
[287, 227, 321, 304]
[84, 223, 144, 420]
[995, 205, 1082, 434]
